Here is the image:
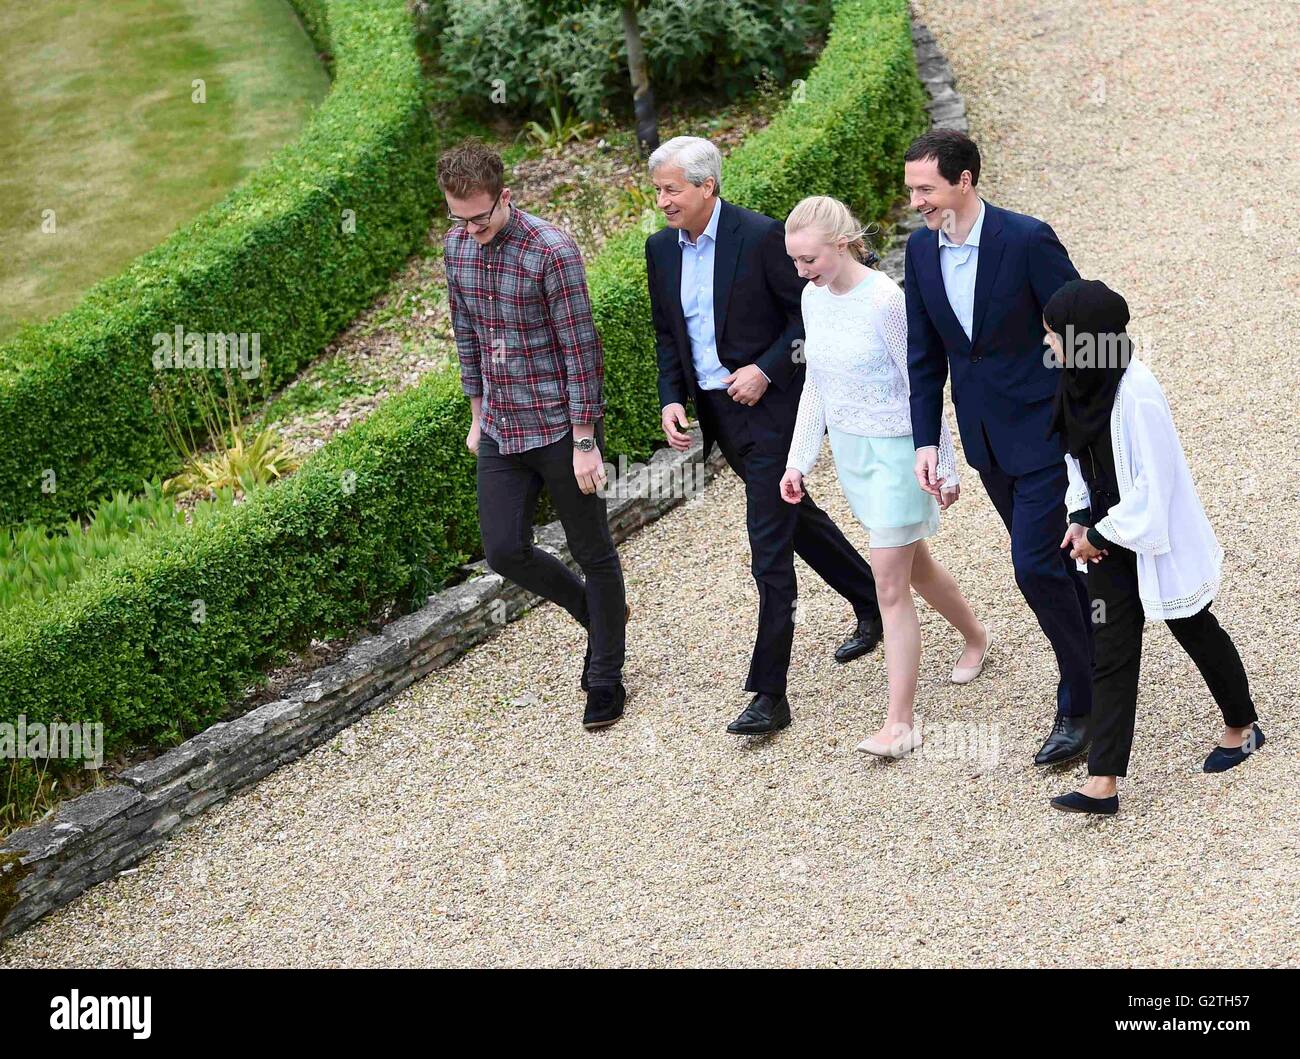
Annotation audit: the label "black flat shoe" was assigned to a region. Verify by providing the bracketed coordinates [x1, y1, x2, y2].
[583, 684, 626, 730]
[1203, 723, 1265, 773]
[1050, 790, 1119, 815]
[727, 693, 791, 735]
[1035, 714, 1091, 765]
[834, 615, 883, 664]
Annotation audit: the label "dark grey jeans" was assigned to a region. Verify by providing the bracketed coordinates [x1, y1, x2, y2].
[476, 425, 625, 687]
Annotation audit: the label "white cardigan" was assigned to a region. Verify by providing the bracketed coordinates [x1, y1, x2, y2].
[1064, 356, 1223, 620]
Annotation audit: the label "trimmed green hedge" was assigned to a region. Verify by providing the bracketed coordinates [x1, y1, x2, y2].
[0, 372, 478, 756]
[0, 0, 924, 812]
[0, 0, 438, 528]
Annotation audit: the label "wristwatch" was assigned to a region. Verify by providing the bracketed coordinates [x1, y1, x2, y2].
[573, 436, 596, 453]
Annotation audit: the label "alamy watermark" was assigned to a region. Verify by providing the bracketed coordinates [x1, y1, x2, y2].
[595, 453, 709, 501]
[152, 325, 261, 379]
[1043, 324, 1154, 370]
[0, 714, 103, 770]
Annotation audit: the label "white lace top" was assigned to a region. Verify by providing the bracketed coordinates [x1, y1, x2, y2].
[786, 268, 959, 487]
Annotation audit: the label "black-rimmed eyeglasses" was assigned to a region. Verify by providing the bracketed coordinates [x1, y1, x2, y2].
[447, 191, 503, 230]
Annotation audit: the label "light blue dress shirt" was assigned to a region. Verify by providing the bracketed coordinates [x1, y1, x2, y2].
[937, 198, 986, 341]
[678, 197, 731, 391]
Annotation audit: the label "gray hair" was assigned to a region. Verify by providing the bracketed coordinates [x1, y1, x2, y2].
[648, 136, 722, 197]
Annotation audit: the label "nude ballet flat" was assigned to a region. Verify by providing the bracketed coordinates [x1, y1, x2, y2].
[857, 723, 923, 759]
[951, 623, 993, 685]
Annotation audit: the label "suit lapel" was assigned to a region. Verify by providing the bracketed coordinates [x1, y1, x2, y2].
[711, 199, 742, 348]
[970, 203, 1006, 350]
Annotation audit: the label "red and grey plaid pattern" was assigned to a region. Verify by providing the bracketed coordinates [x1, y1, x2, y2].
[445, 206, 605, 454]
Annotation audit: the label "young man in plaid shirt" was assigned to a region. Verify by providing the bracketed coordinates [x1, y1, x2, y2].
[439, 140, 627, 730]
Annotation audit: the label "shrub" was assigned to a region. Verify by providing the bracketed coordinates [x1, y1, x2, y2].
[433, 0, 835, 123]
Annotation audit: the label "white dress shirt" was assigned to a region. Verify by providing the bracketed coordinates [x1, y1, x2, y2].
[678, 197, 730, 390]
[938, 198, 986, 341]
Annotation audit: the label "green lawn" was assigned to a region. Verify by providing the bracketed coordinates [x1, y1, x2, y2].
[0, 0, 330, 341]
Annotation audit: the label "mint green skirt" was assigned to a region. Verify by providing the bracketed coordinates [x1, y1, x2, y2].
[826, 428, 939, 548]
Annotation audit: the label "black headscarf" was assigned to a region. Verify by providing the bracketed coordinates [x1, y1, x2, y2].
[1044, 278, 1133, 457]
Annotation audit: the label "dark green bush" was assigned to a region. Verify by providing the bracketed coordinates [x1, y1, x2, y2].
[0, 0, 439, 528]
[432, 0, 835, 123]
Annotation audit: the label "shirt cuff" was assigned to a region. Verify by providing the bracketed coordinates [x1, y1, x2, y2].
[568, 402, 603, 425]
[1069, 508, 1092, 527]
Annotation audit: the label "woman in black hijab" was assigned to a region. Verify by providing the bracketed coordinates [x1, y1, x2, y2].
[1042, 279, 1263, 816]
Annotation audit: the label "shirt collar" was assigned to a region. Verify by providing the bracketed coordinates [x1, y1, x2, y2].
[938, 197, 985, 250]
[484, 202, 520, 249]
[678, 196, 722, 248]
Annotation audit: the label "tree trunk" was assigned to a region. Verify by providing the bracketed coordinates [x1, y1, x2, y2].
[621, 1, 658, 155]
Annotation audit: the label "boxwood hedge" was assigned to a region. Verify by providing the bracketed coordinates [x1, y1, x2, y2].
[0, 0, 439, 528]
[0, 0, 924, 811]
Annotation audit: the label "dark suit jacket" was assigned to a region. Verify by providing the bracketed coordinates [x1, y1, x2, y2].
[646, 197, 806, 457]
[905, 200, 1080, 476]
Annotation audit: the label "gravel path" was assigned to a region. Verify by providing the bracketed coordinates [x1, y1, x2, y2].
[3, 0, 1296, 967]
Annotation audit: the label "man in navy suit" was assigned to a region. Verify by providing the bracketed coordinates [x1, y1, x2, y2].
[903, 130, 1093, 764]
[645, 136, 883, 735]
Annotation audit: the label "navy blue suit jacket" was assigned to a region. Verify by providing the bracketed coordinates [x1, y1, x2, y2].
[904, 201, 1079, 476]
[646, 198, 806, 457]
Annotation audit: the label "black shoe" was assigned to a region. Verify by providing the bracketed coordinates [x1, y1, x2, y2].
[580, 603, 632, 692]
[726, 693, 791, 735]
[834, 614, 884, 664]
[1034, 714, 1091, 765]
[1203, 723, 1265, 773]
[1050, 789, 1119, 815]
[583, 684, 626, 730]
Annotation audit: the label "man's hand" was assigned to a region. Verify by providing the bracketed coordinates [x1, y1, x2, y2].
[1059, 522, 1088, 552]
[723, 364, 769, 406]
[780, 467, 804, 505]
[574, 444, 606, 495]
[1071, 535, 1107, 563]
[939, 483, 960, 510]
[914, 446, 944, 498]
[661, 403, 692, 451]
[466, 419, 481, 453]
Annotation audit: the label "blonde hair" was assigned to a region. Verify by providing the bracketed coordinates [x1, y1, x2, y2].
[785, 195, 879, 266]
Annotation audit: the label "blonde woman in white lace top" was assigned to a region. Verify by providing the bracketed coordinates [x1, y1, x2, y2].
[781, 196, 991, 758]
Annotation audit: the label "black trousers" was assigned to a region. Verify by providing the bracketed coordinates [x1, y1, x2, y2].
[978, 442, 1095, 719]
[1086, 531, 1256, 777]
[700, 388, 880, 696]
[476, 425, 626, 688]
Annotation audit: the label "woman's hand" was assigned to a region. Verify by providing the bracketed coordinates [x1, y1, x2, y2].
[1071, 534, 1108, 563]
[780, 468, 805, 504]
[939, 483, 960, 510]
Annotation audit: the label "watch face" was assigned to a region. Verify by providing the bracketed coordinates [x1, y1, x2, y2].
[575, 438, 595, 451]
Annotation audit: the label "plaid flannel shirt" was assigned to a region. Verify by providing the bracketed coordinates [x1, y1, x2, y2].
[445, 205, 605, 454]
